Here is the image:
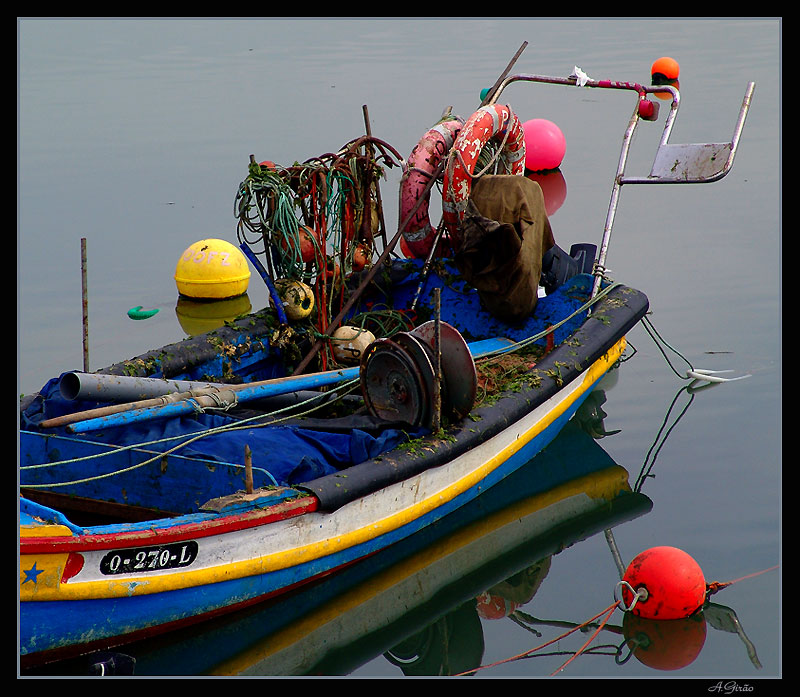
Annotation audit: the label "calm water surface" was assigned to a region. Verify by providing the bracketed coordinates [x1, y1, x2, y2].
[18, 18, 781, 680]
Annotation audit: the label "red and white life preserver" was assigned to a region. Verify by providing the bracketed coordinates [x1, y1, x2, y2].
[398, 117, 463, 259]
[442, 104, 526, 249]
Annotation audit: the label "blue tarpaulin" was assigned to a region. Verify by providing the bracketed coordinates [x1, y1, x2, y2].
[21, 378, 424, 487]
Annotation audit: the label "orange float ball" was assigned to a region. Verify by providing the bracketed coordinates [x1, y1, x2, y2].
[651, 56, 680, 82]
[351, 243, 371, 272]
[281, 225, 320, 264]
[621, 546, 706, 620]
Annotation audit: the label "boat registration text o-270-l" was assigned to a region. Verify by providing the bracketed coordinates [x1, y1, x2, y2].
[100, 541, 199, 575]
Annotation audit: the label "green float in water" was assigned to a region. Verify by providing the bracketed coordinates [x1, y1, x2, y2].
[127, 306, 160, 320]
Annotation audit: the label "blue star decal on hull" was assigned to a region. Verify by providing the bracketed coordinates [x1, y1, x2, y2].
[22, 562, 44, 585]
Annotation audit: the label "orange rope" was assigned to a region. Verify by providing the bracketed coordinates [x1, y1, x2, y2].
[454, 601, 620, 677]
[549, 602, 618, 675]
[706, 564, 779, 597]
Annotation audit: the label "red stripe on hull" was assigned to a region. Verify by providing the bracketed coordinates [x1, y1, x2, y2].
[20, 496, 318, 554]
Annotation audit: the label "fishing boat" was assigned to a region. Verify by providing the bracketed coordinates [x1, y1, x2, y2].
[18, 59, 754, 669]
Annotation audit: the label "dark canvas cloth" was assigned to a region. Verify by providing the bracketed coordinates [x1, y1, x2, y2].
[454, 175, 555, 323]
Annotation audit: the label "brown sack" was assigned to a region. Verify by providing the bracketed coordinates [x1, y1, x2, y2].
[454, 175, 555, 323]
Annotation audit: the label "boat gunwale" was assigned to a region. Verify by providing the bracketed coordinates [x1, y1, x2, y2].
[19, 494, 318, 553]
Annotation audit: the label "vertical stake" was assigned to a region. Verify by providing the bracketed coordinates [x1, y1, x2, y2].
[244, 444, 253, 495]
[362, 104, 388, 250]
[432, 287, 442, 433]
[81, 238, 89, 373]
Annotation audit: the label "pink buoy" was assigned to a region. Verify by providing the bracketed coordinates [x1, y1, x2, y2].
[622, 546, 706, 620]
[522, 118, 566, 172]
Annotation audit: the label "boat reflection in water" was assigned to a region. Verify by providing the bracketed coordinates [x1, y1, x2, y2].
[25, 378, 759, 677]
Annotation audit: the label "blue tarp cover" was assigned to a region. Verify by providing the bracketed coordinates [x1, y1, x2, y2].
[21, 379, 424, 487]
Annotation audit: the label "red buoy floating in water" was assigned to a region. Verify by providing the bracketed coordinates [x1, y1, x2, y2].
[621, 546, 706, 620]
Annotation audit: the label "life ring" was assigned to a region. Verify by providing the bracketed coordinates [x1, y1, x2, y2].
[399, 116, 463, 258]
[442, 104, 526, 249]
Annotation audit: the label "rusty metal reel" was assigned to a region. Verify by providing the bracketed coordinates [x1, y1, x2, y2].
[360, 322, 477, 427]
[410, 320, 477, 419]
[360, 338, 430, 427]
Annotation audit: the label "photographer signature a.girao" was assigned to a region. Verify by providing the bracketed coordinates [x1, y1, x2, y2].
[708, 681, 755, 694]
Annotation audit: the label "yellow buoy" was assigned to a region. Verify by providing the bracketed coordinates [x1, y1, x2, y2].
[175, 239, 251, 299]
[331, 325, 375, 364]
[275, 279, 315, 321]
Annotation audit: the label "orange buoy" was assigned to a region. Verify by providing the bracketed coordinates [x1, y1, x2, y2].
[651, 56, 680, 100]
[621, 546, 706, 620]
[281, 225, 320, 264]
[651, 56, 680, 82]
[623, 612, 707, 670]
[351, 243, 371, 272]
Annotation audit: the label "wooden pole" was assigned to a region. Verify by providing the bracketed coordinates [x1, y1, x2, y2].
[244, 444, 253, 494]
[81, 238, 89, 373]
[362, 104, 389, 250]
[432, 287, 442, 432]
[480, 41, 528, 106]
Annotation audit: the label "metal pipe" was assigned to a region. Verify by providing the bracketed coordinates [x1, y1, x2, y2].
[591, 98, 643, 299]
[58, 371, 220, 402]
[604, 528, 626, 578]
